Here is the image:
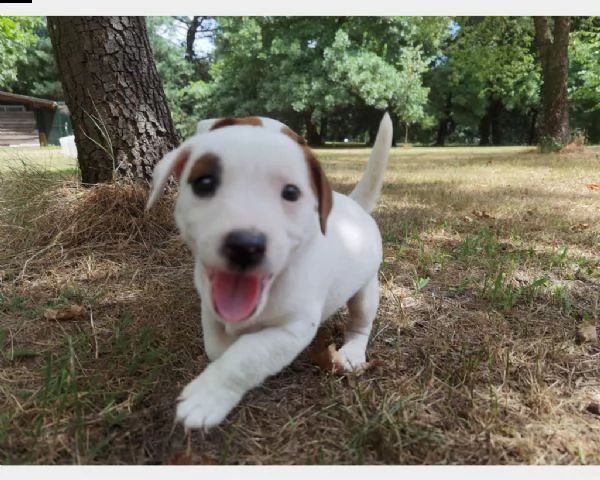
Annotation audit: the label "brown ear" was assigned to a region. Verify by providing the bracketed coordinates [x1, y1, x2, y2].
[303, 148, 333, 235]
[210, 116, 263, 131]
[146, 146, 192, 210]
[280, 125, 331, 234]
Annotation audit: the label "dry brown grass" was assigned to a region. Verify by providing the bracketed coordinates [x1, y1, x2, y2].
[1, 146, 599, 465]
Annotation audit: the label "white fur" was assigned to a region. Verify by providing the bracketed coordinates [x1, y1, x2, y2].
[147, 113, 393, 430]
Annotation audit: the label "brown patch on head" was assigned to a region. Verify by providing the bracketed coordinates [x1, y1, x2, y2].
[173, 147, 192, 179]
[210, 117, 263, 131]
[281, 126, 307, 146]
[280, 125, 331, 234]
[303, 147, 333, 235]
[187, 152, 222, 192]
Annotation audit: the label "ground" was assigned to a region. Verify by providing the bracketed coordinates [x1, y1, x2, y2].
[0, 145, 599, 465]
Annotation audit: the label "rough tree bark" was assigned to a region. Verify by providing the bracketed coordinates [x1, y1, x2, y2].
[47, 16, 178, 184]
[533, 16, 571, 148]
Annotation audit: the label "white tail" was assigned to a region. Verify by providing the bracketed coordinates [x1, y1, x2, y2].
[349, 112, 393, 213]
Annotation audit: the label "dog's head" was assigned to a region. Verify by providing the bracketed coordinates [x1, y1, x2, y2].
[146, 116, 333, 325]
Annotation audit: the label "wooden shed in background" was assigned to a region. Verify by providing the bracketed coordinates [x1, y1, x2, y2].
[0, 91, 58, 147]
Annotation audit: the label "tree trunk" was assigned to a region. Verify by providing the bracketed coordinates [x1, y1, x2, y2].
[528, 108, 539, 145]
[479, 113, 491, 146]
[490, 99, 504, 145]
[435, 94, 455, 147]
[533, 16, 571, 148]
[435, 118, 448, 147]
[319, 115, 328, 144]
[304, 110, 323, 146]
[185, 16, 201, 62]
[47, 16, 178, 184]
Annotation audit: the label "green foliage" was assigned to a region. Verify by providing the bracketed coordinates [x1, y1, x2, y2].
[0, 17, 39, 86]
[324, 29, 432, 125]
[570, 30, 600, 109]
[569, 23, 600, 142]
[448, 17, 540, 123]
[147, 16, 211, 139]
[12, 18, 62, 99]
[6, 16, 599, 146]
[208, 17, 450, 140]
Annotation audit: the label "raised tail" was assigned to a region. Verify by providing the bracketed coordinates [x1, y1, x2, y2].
[349, 112, 393, 213]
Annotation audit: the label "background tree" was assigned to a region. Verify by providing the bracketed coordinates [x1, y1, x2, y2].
[441, 17, 540, 146]
[6, 16, 598, 151]
[568, 17, 600, 143]
[147, 16, 212, 139]
[533, 16, 572, 150]
[47, 16, 178, 184]
[207, 16, 449, 146]
[0, 17, 38, 87]
[11, 17, 63, 99]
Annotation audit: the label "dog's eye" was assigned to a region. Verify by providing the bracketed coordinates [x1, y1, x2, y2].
[281, 184, 301, 202]
[192, 175, 218, 197]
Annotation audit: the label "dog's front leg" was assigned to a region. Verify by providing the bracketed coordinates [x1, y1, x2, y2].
[201, 309, 236, 362]
[176, 313, 319, 430]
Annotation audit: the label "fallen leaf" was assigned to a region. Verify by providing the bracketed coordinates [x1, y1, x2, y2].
[585, 184, 600, 190]
[585, 403, 600, 416]
[307, 327, 381, 376]
[428, 263, 442, 276]
[570, 223, 589, 232]
[43, 304, 85, 321]
[576, 324, 598, 345]
[471, 210, 493, 219]
[401, 296, 418, 309]
[307, 327, 335, 371]
[463, 215, 474, 223]
[167, 453, 218, 465]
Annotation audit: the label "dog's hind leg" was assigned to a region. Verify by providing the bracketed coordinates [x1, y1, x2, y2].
[338, 274, 379, 371]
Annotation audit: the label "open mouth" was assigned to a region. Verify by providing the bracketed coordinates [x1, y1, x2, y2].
[207, 268, 271, 323]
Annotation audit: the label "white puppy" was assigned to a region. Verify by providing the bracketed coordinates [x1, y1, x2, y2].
[146, 113, 393, 430]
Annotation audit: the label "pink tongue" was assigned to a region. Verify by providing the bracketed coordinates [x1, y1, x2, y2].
[211, 271, 261, 323]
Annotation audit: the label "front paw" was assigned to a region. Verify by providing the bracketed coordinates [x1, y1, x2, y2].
[176, 373, 241, 430]
[336, 344, 368, 372]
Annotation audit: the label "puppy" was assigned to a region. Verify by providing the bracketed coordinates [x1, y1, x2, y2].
[146, 113, 393, 430]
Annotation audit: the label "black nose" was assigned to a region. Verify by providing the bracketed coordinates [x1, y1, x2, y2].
[221, 229, 267, 270]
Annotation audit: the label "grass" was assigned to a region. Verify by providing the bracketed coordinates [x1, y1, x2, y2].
[0, 146, 77, 173]
[1, 145, 600, 465]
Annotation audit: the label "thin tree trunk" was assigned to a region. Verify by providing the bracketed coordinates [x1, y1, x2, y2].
[490, 99, 504, 146]
[48, 16, 178, 184]
[435, 118, 448, 147]
[185, 16, 200, 62]
[533, 16, 571, 147]
[528, 108, 539, 145]
[435, 94, 455, 147]
[319, 115, 328, 144]
[479, 113, 491, 146]
[304, 109, 322, 146]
